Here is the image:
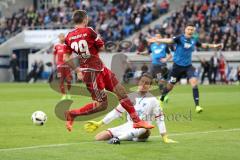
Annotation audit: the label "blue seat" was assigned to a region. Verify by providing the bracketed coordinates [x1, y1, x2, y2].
[123, 25, 134, 36]
[143, 13, 152, 24]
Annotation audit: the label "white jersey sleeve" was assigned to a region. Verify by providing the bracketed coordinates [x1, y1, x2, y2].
[102, 104, 126, 124]
[152, 99, 167, 134]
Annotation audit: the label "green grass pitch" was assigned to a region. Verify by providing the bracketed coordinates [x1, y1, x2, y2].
[0, 83, 240, 160]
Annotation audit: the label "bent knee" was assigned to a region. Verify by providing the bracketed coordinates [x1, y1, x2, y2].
[113, 84, 128, 100]
[191, 81, 198, 87]
[190, 78, 198, 85]
[98, 100, 108, 111]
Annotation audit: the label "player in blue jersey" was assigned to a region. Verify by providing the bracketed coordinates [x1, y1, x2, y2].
[148, 34, 172, 97]
[149, 23, 223, 113]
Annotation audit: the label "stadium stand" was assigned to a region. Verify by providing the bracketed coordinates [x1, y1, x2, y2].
[134, 0, 240, 52]
[0, 0, 169, 44]
[0, 0, 239, 83]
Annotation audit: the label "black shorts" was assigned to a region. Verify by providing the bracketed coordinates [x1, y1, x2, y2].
[169, 63, 197, 84]
[150, 64, 169, 81]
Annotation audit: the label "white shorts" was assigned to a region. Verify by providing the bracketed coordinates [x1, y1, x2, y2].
[107, 122, 148, 141]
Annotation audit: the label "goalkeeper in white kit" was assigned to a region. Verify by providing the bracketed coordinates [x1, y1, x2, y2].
[84, 73, 177, 144]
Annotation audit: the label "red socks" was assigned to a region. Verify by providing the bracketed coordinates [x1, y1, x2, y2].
[68, 97, 141, 123]
[120, 98, 141, 123]
[67, 80, 71, 91]
[60, 81, 65, 94]
[70, 102, 101, 116]
[59, 79, 71, 94]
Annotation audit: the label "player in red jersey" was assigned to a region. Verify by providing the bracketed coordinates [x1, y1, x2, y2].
[64, 10, 154, 132]
[53, 33, 72, 100]
[219, 54, 228, 84]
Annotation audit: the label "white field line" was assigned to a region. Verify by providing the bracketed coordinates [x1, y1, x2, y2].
[151, 128, 240, 138]
[0, 128, 240, 152]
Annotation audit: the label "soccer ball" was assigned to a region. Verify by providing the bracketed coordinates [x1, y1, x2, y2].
[31, 111, 47, 126]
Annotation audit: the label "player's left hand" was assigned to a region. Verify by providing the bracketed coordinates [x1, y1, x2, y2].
[84, 120, 103, 133]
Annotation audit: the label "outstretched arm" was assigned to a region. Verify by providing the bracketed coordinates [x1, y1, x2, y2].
[160, 46, 172, 63]
[147, 37, 174, 44]
[201, 43, 223, 49]
[102, 104, 125, 124]
[84, 104, 126, 132]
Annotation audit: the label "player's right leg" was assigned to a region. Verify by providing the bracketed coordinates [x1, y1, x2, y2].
[64, 67, 72, 100]
[159, 79, 175, 108]
[65, 98, 108, 132]
[158, 66, 170, 103]
[189, 77, 203, 113]
[159, 64, 181, 107]
[57, 67, 67, 100]
[151, 65, 167, 94]
[187, 66, 203, 113]
[65, 71, 109, 131]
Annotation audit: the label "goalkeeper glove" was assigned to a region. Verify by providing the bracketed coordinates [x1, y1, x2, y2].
[84, 120, 104, 133]
[162, 135, 178, 144]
